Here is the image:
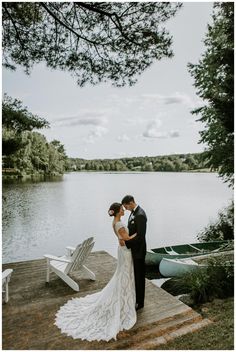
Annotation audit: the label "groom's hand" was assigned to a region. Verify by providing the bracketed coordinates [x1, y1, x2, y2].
[119, 239, 126, 246]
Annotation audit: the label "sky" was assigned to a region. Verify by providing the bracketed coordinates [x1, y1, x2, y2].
[2, 2, 214, 160]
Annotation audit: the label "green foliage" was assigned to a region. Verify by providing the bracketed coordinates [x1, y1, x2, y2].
[188, 3, 234, 186]
[2, 95, 67, 177]
[2, 2, 182, 87]
[168, 256, 234, 304]
[2, 128, 26, 156]
[68, 153, 208, 172]
[2, 94, 49, 132]
[3, 132, 68, 176]
[197, 201, 234, 242]
[142, 162, 154, 172]
[2, 94, 49, 156]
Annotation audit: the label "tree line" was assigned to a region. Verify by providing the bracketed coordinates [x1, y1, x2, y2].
[67, 153, 209, 172]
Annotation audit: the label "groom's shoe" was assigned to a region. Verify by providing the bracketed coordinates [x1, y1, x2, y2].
[135, 304, 144, 311]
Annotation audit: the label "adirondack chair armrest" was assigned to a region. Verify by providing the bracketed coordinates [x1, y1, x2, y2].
[2, 269, 13, 283]
[44, 254, 72, 263]
[66, 246, 76, 251]
[66, 246, 76, 256]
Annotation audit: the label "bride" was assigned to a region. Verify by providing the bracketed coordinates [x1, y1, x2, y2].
[55, 202, 137, 341]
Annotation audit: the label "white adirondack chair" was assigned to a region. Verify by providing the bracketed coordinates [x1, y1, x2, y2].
[2, 269, 13, 303]
[44, 237, 96, 291]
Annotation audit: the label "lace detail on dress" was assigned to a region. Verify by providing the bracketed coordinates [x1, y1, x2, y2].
[55, 245, 136, 341]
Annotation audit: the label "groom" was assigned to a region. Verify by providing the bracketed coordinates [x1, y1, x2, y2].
[121, 195, 147, 311]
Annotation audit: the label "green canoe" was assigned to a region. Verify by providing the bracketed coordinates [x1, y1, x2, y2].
[145, 240, 233, 266]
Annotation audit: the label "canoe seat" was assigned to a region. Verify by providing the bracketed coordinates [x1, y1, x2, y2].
[189, 244, 203, 252]
[164, 247, 178, 255]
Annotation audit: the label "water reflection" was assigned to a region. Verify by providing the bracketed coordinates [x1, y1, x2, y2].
[2, 172, 233, 263]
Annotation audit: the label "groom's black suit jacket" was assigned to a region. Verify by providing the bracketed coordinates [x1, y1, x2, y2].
[125, 205, 147, 259]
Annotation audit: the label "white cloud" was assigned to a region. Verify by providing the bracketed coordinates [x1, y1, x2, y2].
[84, 126, 108, 144]
[143, 121, 180, 140]
[123, 117, 146, 126]
[52, 111, 108, 127]
[117, 134, 130, 142]
[91, 126, 108, 138]
[125, 97, 139, 104]
[143, 130, 168, 139]
[143, 119, 167, 139]
[142, 92, 196, 107]
[122, 92, 201, 110]
[169, 130, 180, 138]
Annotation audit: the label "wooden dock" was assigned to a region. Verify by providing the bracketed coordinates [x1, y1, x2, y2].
[2, 251, 211, 350]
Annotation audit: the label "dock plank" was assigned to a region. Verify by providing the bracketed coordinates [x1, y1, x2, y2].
[2, 251, 210, 350]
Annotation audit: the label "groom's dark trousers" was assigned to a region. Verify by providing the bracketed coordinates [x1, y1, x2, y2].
[125, 206, 147, 308]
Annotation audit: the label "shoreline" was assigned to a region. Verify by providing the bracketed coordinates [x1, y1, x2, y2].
[2, 169, 215, 181]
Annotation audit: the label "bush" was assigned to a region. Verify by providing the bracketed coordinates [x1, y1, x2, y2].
[197, 201, 234, 242]
[164, 256, 234, 304]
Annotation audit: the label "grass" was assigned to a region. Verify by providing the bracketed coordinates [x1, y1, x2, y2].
[157, 297, 234, 350]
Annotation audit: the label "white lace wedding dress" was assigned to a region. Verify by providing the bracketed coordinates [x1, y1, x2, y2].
[55, 221, 137, 341]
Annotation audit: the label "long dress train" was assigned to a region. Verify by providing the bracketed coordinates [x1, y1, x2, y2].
[55, 221, 137, 341]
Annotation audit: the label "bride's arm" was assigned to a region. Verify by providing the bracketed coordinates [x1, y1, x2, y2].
[118, 227, 137, 241]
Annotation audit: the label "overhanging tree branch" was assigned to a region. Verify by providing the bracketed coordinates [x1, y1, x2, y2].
[2, 3, 25, 51]
[2, 2, 182, 86]
[76, 2, 141, 46]
[41, 2, 100, 46]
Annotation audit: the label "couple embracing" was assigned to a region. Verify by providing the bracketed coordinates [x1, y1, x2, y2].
[55, 195, 147, 341]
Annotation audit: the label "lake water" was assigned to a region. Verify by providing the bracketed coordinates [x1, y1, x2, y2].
[2, 172, 233, 264]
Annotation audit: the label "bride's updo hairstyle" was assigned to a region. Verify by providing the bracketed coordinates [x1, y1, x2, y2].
[108, 203, 122, 217]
